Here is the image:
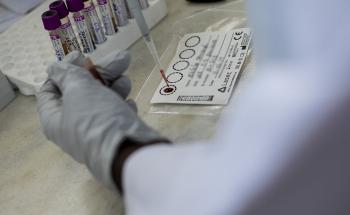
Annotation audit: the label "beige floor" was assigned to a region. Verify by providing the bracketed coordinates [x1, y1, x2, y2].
[0, 0, 241, 214]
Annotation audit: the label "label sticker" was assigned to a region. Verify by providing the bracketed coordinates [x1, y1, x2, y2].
[50, 34, 65, 61]
[74, 15, 95, 53]
[98, 3, 116, 35]
[60, 21, 81, 52]
[84, 4, 106, 44]
[111, 0, 129, 26]
[151, 28, 252, 105]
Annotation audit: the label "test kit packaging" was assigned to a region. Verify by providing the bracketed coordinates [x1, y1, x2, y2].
[0, 71, 16, 111]
[136, 3, 253, 116]
[134, 1, 253, 141]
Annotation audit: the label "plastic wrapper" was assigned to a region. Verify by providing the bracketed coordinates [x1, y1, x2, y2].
[135, 1, 256, 141]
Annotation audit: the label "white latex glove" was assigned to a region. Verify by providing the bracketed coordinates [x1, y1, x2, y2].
[37, 51, 169, 191]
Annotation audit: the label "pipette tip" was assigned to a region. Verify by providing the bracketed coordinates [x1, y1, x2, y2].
[160, 69, 170, 87]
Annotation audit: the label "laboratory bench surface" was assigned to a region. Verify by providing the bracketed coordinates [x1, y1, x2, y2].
[0, 0, 241, 214]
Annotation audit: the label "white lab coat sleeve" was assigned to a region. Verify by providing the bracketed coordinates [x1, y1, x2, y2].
[122, 63, 350, 215]
[246, 0, 350, 70]
[122, 0, 350, 214]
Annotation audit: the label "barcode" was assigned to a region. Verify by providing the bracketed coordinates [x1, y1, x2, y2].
[177, 95, 214, 102]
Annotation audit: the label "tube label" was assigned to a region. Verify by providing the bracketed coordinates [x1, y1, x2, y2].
[97, 1, 117, 35]
[50, 34, 65, 61]
[74, 15, 95, 53]
[60, 21, 81, 52]
[111, 0, 129, 26]
[84, 4, 107, 44]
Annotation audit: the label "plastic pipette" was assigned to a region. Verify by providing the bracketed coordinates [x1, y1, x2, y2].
[126, 0, 170, 87]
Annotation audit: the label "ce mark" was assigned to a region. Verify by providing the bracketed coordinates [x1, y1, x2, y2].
[234, 31, 243, 41]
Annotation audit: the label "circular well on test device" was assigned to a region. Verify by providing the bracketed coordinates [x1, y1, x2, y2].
[167, 72, 183, 83]
[159, 85, 177, 96]
[185, 35, 201, 47]
[179, 49, 196, 59]
[173, 60, 190, 71]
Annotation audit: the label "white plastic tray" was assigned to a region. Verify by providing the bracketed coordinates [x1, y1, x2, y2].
[0, 0, 167, 95]
[0, 71, 15, 111]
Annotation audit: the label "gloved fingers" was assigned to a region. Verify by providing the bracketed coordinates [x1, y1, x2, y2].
[63, 51, 85, 66]
[126, 99, 138, 113]
[47, 62, 97, 95]
[61, 51, 107, 85]
[37, 80, 61, 116]
[61, 52, 108, 86]
[62, 50, 131, 87]
[36, 80, 63, 139]
[110, 75, 132, 99]
[94, 50, 131, 82]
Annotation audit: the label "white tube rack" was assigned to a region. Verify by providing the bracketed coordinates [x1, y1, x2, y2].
[0, 0, 167, 95]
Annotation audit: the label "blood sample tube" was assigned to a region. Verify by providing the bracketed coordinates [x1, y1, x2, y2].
[83, 0, 107, 44]
[49, 0, 81, 53]
[110, 0, 129, 26]
[96, 0, 118, 35]
[138, 0, 149, 9]
[41, 10, 66, 61]
[66, 0, 95, 53]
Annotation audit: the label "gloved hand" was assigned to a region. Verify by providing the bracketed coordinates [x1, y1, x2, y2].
[37, 51, 169, 191]
[65, 51, 135, 108]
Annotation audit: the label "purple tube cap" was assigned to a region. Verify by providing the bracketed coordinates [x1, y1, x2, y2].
[49, 1, 69, 19]
[42, 10, 61, 31]
[66, 0, 84, 12]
